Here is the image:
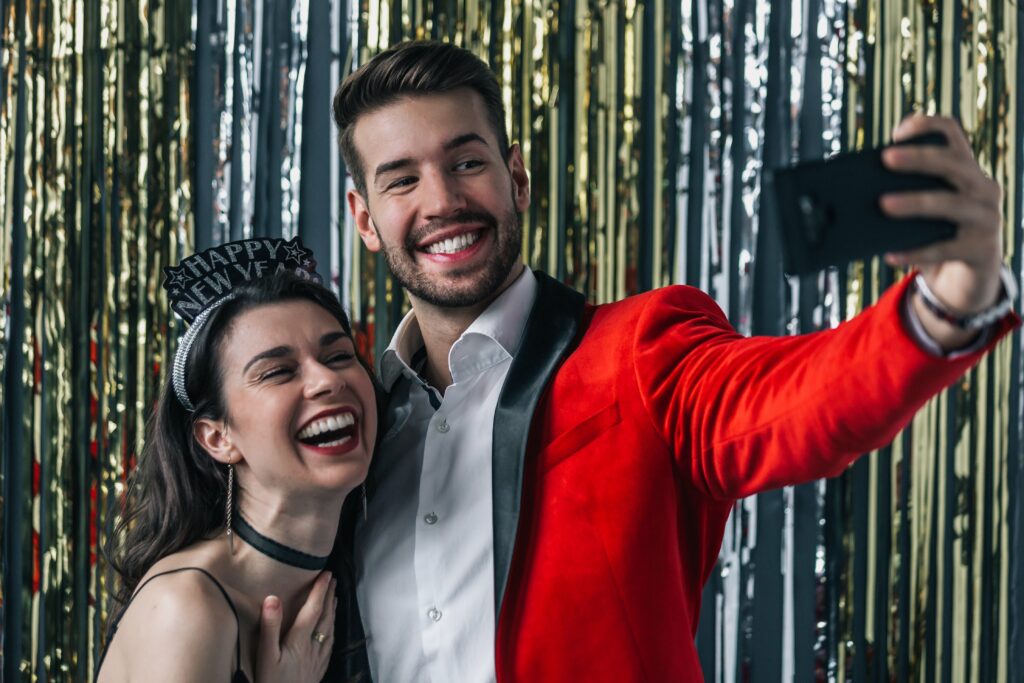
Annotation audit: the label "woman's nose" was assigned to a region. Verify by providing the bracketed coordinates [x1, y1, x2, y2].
[305, 361, 345, 398]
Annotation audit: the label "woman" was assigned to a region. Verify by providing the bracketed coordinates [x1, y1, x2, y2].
[98, 239, 377, 682]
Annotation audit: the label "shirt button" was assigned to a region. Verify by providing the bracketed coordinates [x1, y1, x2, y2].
[424, 512, 438, 525]
[427, 607, 442, 622]
[435, 418, 450, 433]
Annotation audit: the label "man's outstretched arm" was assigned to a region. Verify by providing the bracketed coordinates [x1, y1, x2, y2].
[632, 115, 1018, 500]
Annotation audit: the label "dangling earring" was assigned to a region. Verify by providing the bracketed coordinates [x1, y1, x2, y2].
[226, 459, 235, 554]
[361, 483, 368, 521]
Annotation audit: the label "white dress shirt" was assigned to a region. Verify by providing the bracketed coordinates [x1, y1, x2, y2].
[355, 267, 537, 683]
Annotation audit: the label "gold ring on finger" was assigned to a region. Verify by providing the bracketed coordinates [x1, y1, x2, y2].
[312, 630, 327, 644]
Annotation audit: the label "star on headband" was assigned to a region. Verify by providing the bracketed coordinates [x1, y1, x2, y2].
[162, 237, 320, 323]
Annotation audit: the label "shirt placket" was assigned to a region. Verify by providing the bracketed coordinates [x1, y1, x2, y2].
[412, 376, 449, 681]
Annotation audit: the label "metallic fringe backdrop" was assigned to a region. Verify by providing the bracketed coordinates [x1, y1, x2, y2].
[0, 0, 1021, 680]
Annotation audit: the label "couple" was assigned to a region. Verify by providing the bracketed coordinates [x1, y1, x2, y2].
[97, 40, 1017, 682]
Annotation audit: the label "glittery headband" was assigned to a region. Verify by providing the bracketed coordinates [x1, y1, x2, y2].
[162, 237, 321, 411]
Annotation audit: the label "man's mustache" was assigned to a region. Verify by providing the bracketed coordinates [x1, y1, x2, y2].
[405, 211, 499, 250]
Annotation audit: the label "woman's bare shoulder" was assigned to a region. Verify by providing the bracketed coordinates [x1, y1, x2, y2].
[100, 566, 239, 681]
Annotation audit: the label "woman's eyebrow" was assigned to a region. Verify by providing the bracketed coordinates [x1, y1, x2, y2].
[243, 346, 292, 374]
[320, 331, 349, 347]
[243, 332, 349, 373]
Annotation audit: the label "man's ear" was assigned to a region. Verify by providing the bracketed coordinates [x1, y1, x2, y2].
[193, 418, 240, 465]
[348, 189, 382, 252]
[507, 143, 531, 214]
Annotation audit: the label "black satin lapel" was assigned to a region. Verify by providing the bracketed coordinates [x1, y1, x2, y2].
[492, 271, 585, 613]
[325, 495, 371, 681]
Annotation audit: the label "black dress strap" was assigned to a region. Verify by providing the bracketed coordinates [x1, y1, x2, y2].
[97, 567, 245, 680]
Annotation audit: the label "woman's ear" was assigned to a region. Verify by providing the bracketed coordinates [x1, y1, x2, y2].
[193, 418, 240, 465]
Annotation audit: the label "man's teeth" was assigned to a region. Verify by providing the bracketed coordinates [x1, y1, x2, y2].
[297, 412, 355, 440]
[424, 231, 480, 255]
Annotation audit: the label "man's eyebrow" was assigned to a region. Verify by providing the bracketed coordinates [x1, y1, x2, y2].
[374, 157, 415, 180]
[243, 346, 292, 374]
[444, 133, 488, 150]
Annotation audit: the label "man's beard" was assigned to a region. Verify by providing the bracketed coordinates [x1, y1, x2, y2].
[375, 208, 522, 308]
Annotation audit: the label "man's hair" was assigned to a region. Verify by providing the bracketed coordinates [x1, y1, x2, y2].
[332, 40, 510, 194]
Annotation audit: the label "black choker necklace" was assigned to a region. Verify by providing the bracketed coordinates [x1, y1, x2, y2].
[231, 515, 330, 571]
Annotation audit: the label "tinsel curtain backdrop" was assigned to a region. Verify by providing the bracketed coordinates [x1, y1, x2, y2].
[0, 0, 1021, 680]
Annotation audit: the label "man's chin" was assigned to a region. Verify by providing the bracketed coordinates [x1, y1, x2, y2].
[402, 268, 510, 308]
[408, 284, 497, 308]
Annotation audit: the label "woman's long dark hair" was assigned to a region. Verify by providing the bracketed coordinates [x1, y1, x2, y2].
[106, 270, 367, 611]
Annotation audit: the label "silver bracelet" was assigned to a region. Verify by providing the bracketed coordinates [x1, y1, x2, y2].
[913, 264, 1018, 331]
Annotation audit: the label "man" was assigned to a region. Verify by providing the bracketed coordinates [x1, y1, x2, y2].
[325, 41, 1018, 681]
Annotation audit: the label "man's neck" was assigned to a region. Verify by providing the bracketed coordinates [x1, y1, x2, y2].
[410, 263, 525, 392]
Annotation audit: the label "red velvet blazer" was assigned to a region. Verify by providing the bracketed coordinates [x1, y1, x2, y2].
[326, 272, 1016, 682]
[490, 273, 1017, 682]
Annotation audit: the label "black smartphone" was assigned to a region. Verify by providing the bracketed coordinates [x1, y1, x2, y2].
[765, 132, 956, 275]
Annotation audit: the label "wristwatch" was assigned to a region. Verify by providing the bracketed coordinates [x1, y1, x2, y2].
[914, 264, 1019, 330]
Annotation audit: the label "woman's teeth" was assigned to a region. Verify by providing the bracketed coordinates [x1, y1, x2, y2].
[297, 412, 355, 440]
[424, 231, 480, 255]
[316, 435, 352, 448]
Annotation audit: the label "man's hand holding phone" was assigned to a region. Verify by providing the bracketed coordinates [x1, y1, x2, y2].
[880, 114, 1007, 350]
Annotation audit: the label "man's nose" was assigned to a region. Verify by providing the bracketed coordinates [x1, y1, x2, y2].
[422, 169, 467, 217]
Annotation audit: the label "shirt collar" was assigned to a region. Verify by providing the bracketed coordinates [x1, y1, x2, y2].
[378, 266, 538, 390]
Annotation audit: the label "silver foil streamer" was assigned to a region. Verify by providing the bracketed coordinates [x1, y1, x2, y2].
[329, 0, 346, 298]
[675, 0, 694, 285]
[236, 0, 256, 237]
[211, 0, 238, 242]
[700, 0, 845, 678]
[703, 0, 769, 678]
[339, 0, 363, 314]
[279, 1, 310, 239]
[209, 0, 313, 240]
[816, 2, 847, 678]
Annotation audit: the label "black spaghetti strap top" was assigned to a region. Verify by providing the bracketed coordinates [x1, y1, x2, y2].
[96, 567, 249, 682]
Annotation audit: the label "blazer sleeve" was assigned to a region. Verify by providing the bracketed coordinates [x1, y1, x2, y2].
[632, 274, 1019, 500]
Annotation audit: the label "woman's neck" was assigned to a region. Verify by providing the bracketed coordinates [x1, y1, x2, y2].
[222, 491, 345, 626]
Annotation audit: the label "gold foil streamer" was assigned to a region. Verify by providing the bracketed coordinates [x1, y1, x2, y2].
[0, 0, 20, 670]
[0, 0, 192, 678]
[841, 1, 1019, 681]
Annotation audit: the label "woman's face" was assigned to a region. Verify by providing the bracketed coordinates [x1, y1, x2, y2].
[211, 299, 377, 504]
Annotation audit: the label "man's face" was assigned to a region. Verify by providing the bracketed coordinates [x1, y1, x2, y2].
[347, 89, 530, 308]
